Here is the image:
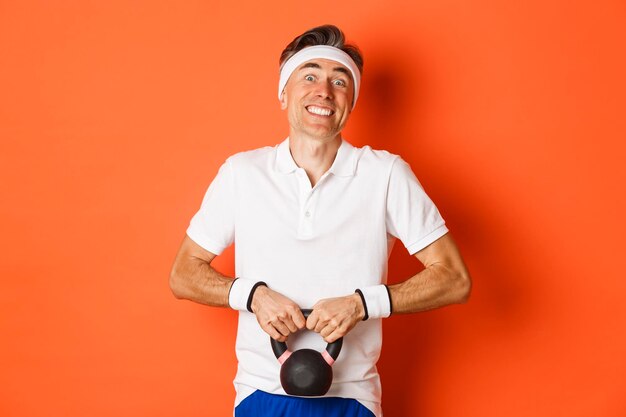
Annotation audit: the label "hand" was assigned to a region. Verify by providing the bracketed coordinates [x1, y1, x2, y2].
[250, 286, 305, 342]
[307, 294, 365, 343]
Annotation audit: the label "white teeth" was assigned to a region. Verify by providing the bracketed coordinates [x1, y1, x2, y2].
[307, 106, 332, 116]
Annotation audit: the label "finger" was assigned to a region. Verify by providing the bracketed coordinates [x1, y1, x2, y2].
[325, 319, 351, 343]
[274, 334, 287, 342]
[263, 324, 286, 342]
[283, 316, 299, 333]
[306, 312, 318, 331]
[319, 323, 335, 339]
[324, 326, 345, 344]
[271, 319, 291, 337]
[291, 309, 306, 329]
[314, 318, 327, 333]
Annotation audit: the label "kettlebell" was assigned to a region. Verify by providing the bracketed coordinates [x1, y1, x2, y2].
[270, 309, 343, 396]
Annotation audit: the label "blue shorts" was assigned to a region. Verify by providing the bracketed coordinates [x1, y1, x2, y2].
[234, 390, 376, 417]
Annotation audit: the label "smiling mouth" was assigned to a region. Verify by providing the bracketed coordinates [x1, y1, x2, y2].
[306, 105, 334, 116]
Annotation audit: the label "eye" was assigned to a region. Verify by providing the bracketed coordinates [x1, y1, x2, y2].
[304, 75, 315, 81]
[333, 79, 346, 87]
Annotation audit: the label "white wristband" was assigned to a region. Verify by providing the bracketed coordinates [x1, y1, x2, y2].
[360, 285, 392, 319]
[228, 278, 258, 311]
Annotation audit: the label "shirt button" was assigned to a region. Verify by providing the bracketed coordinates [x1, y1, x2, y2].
[305, 211, 311, 217]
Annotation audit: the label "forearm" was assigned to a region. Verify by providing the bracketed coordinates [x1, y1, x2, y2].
[169, 255, 233, 308]
[388, 262, 471, 314]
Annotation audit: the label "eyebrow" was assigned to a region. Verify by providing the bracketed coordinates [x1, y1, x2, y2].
[300, 62, 350, 76]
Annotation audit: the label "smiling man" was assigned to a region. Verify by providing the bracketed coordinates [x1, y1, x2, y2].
[280, 57, 354, 141]
[170, 25, 471, 417]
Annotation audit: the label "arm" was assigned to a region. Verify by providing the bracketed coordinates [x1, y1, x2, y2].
[307, 233, 471, 342]
[169, 235, 233, 307]
[169, 235, 305, 341]
[388, 233, 471, 314]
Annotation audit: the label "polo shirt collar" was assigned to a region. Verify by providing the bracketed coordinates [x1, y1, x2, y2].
[275, 137, 357, 177]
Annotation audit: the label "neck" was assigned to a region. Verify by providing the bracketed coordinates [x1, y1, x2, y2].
[288, 132, 342, 187]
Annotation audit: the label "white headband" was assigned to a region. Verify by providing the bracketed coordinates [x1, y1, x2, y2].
[278, 45, 361, 108]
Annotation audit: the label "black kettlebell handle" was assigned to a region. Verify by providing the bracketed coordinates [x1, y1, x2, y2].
[270, 309, 343, 366]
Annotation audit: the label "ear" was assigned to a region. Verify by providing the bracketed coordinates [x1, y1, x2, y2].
[279, 91, 288, 110]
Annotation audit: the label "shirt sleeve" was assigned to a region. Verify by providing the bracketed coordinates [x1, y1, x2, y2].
[186, 158, 235, 255]
[385, 157, 448, 255]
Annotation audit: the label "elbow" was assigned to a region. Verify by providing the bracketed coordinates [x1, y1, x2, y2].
[169, 268, 186, 300]
[456, 271, 472, 304]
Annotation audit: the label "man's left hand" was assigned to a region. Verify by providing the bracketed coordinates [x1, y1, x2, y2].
[307, 293, 365, 343]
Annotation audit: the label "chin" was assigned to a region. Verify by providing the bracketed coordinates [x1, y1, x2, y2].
[307, 131, 341, 142]
[305, 125, 342, 139]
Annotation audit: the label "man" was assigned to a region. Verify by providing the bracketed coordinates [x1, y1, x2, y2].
[170, 24, 471, 417]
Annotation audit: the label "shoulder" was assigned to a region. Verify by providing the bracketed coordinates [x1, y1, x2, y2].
[220, 145, 279, 177]
[351, 143, 402, 174]
[348, 143, 422, 188]
[226, 145, 275, 166]
[359, 145, 399, 162]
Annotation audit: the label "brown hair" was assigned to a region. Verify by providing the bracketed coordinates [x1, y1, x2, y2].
[279, 25, 363, 74]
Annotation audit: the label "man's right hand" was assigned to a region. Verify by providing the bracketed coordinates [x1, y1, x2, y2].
[250, 286, 305, 342]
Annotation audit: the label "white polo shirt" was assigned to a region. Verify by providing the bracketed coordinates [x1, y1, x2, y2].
[186, 138, 448, 416]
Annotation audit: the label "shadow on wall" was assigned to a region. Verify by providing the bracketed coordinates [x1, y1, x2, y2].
[358, 48, 533, 416]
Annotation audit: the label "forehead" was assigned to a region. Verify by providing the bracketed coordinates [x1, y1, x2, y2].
[296, 58, 352, 77]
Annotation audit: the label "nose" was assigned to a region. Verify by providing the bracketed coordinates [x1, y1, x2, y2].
[314, 79, 334, 100]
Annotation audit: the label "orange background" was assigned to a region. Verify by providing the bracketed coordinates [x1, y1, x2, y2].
[1, 1, 625, 416]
